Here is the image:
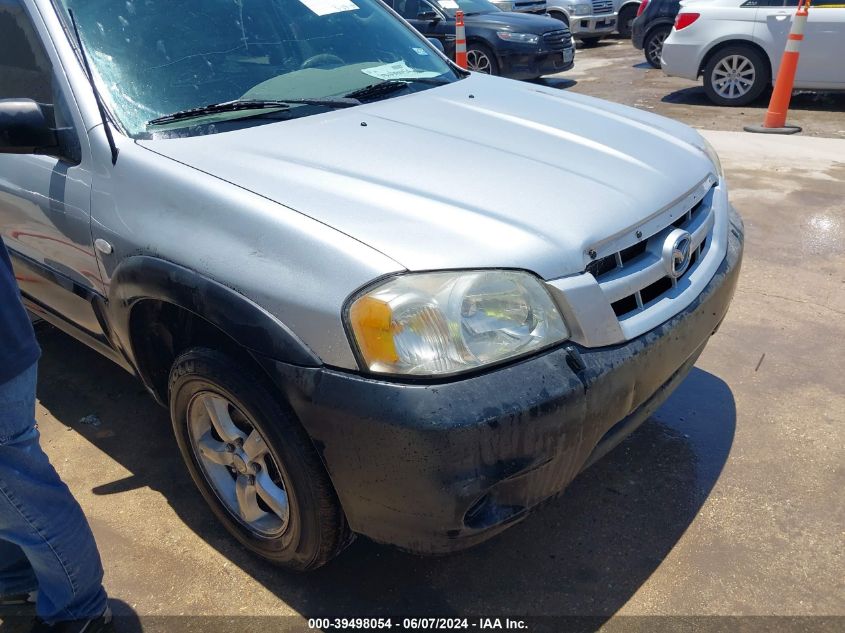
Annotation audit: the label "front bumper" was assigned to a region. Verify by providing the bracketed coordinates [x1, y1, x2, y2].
[499, 47, 575, 79]
[570, 13, 617, 37]
[265, 209, 743, 554]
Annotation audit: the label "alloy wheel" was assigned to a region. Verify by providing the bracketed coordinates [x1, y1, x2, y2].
[467, 49, 493, 74]
[711, 54, 756, 101]
[187, 391, 290, 537]
[647, 31, 668, 67]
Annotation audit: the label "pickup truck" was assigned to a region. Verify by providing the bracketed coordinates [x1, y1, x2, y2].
[0, 0, 742, 570]
[488, 0, 548, 14]
[546, 0, 618, 45]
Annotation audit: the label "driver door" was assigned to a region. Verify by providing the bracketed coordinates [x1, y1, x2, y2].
[393, 0, 458, 59]
[0, 0, 106, 337]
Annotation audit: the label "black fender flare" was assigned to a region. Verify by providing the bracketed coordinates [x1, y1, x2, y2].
[645, 19, 676, 40]
[107, 256, 321, 378]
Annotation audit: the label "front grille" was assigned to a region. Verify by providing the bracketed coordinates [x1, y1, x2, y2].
[592, 0, 613, 14]
[542, 29, 573, 51]
[587, 181, 717, 321]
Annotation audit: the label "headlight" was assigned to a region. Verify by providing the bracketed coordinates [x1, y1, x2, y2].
[572, 3, 592, 16]
[493, 0, 515, 9]
[700, 137, 724, 178]
[347, 270, 569, 376]
[496, 32, 541, 45]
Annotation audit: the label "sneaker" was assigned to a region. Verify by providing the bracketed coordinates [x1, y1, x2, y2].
[30, 606, 113, 633]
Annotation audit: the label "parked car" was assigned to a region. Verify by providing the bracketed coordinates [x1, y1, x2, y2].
[614, 0, 644, 37]
[2, 0, 743, 569]
[390, 0, 574, 78]
[632, 0, 681, 68]
[488, 0, 548, 14]
[546, 0, 618, 46]
[662, 0, 845, 105]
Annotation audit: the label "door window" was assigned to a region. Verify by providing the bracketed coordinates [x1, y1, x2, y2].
[0, 0, 80, 162]
[0, 0, 52, 103]
[395, 0, 426, 19]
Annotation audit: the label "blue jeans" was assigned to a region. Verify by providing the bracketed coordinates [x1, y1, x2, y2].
[0, 363, 108, 623]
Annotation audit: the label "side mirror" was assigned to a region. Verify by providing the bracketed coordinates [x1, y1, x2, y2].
[0, 99, 59, 155]
[417, 10, 441, 21]
[427, 37, 446, 53]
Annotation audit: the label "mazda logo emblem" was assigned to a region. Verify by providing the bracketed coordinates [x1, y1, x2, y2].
[663, 229, 693, 279]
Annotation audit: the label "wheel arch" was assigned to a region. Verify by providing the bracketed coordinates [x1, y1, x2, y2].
[108, 256, 321, 403]
[643, 18, 675, 42]
[547, 9, 570, 26]
[465, 36, 501, 67]
[467, 34, 495, 49]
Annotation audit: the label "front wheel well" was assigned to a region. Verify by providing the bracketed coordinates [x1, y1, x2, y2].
[128, 299, 269, 404]
[547, 10, 570, 27]
[467, 36, 493, 49]
[643, 21, 673, 41]
[699, 39, 772, 80]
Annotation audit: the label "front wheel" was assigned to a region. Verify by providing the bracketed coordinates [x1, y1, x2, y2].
[703, 45, 770, 107]
[644, 26, 670, 69]
[169, 348, 351, 570]
[466, 43, 499, 75]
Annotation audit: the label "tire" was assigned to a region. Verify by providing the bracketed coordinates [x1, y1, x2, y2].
[703, 44, 770, 107]
[617, 5, 638, 39]
[644, 26, 670, 69]
[466, 42, 499, 76]
[580, 37, 602, 48]
[169, 348, 351, 570]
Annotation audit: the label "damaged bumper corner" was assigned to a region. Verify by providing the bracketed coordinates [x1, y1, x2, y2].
[264, 209, 744, 554]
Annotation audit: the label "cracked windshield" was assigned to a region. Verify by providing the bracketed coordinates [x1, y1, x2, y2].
[60, 0, 459, 137]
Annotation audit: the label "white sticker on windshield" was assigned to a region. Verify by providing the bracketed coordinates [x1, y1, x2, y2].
[412, 47, 430, 56]
[362, 61, 441, 80]
[298, 0, 359, 16]
[437, 0, 459, 8]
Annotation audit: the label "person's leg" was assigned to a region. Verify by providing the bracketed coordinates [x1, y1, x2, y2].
[0, 539, 38, 602]
[0, 363, 109, 624]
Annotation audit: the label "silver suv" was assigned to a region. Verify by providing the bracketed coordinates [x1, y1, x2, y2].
[1, 0, 742, 569]
[547, 0, 618, 45]
[489, 0, 548, 13]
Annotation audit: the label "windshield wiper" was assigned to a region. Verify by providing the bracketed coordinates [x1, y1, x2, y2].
[147, 97, 360, 126]
[345, 78, 450, 102]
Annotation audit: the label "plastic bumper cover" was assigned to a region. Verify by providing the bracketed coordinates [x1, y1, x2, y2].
[499, 48, 575, 79]
[660, 40, 704, 80]
[570, 13, 617, 37]
[264, 209, 744, 554]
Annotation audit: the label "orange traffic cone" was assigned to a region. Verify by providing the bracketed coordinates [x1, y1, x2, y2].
[455, 10, 468, 69]
[745, 0, 810, 134]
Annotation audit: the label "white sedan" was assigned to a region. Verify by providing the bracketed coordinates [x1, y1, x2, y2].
[660, 0, 845, 106]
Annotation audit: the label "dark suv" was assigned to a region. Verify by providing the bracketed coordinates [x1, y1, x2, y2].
[631, 0, 680, 68]
[391, 0, 574, 79]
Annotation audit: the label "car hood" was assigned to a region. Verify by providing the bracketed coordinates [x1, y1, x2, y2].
[466, 11, 567, 33]
[139, 74, 714, 280]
